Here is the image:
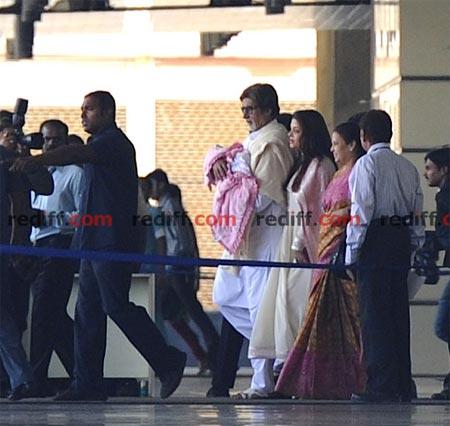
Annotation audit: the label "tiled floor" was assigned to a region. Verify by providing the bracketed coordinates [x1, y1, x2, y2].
[170, 371, 444, 399]
[1, 376, 449, 425]
[1, 403, 450, 426]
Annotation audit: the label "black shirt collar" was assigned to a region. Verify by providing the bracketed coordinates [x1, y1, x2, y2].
[88, 123, 118, 143]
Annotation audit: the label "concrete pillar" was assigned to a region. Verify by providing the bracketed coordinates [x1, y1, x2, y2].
[373, 0, 450, 154]
[317, 30, 371, 128]
[317, 31, 335, 128]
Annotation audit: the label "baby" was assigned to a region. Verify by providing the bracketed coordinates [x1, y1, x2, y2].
[204, 142, 258, 255]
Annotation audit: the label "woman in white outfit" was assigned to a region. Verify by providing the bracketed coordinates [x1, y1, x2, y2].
[249, 110, 335, 372]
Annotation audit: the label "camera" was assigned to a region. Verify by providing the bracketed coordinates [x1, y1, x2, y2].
[12, 98, 44, 150]
[0, 99, 44, 150]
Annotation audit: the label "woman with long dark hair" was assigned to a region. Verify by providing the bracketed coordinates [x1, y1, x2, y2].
[249, 110, 335, 370]
[275, 121, 366, 399]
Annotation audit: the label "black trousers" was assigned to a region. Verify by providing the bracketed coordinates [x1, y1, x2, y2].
[30, 234, 76, 387]
[0, 261, 31, 386]
[0, 255, 33, 390]
[8, 265, 31, 335]
[211, 316, 244, 391]
[166, 272, 219, 350]
[357, 221, 412, 398]
[73, 258, 177, 394]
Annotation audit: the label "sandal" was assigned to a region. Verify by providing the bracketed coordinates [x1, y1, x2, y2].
[231, 388, 269, 400]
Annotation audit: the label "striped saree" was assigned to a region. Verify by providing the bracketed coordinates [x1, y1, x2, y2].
[275, 168, 366, 399]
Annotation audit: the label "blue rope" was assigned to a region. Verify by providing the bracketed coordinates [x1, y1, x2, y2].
[0, 244, 449, 275]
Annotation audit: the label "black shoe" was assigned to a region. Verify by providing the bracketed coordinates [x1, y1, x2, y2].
[410, 378, 418, 399]
[0, 380, 10, 398]
[30, 383, 56, 398]
[206, 386, 230, 397]
[7, 383, 35, 401]
[160, 349, 187, 399]
[351, 392, 400, 403]
[54, 388, 108, 402]
[399, 394, 412, 403]
[431, 389, 449, 400]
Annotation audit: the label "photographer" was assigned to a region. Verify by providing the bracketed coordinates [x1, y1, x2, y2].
[0, 125, 18, 153]
[0, 135, 53, 400]
[0, 123, 33, 338]
[0, 107, 45, 343]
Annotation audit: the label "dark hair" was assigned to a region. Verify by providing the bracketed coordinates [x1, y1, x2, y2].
[145, 168, 169, 186]
[39, 119, 69, 135]
[0, 110, 13, 128]
[0, 122, 13, 133]
[240, 84, 280, 119]
[68, 134, 85, 145]
[290, 109, 333, 192]
[359, 109, 392, 143]
[347, 112, 367, 125]
[277, 112, 292, 132]
[333, 121, 365, 160]
[425, 147, 450, 170]
[85, 90, 116, 118]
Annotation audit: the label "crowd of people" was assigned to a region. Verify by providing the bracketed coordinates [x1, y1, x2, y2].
[1, 91, 188, 401]
[205, 83, 449, 403]
[0, 85, 448, 402]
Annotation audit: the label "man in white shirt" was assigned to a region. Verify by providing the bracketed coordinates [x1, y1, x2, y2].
[29, 120, 84, 396]
[346, 110, 424, 402]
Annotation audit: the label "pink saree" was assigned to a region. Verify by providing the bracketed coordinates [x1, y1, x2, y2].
[275, 167, 366, 399]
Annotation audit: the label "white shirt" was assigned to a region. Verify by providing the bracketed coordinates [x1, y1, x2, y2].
[31, 165, 84, 242]
[345, 143, 425, 264]
[230, 149, 252, 176]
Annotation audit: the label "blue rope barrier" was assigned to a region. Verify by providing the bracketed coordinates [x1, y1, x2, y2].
[0, 244, 449, 275]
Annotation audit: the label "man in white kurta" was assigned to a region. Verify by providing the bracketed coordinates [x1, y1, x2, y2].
[209, 84, 292, 398]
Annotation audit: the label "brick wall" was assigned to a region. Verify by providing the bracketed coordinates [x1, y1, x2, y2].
[155, 100, 315, 309]
[4, 102, 318, 310]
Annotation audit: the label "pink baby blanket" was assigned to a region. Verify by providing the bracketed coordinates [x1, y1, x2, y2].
[204, 143, 258, 254]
